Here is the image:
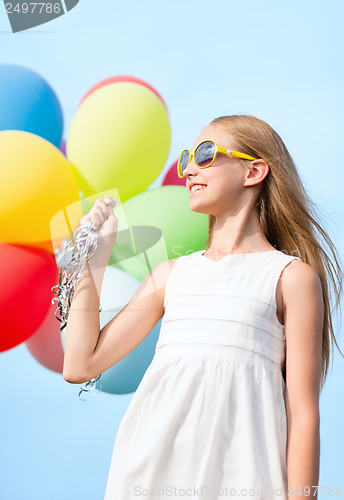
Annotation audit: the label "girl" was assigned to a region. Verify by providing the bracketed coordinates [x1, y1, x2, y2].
[63, 114, 343, 500]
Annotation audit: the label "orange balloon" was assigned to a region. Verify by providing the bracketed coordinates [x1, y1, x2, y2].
[0, 130, 82, 244]
[23, 239, 55, 255]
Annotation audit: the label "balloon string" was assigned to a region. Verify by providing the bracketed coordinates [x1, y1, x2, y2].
[51, 221, 103, 401]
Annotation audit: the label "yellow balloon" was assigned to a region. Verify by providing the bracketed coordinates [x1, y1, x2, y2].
[0, 131, 81, 244]
[66, 82, 171, 200]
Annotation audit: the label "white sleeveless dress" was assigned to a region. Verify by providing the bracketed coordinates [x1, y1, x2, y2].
[104, 249, 302, 500]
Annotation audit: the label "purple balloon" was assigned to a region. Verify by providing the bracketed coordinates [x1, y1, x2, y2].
[59, 138, 66, 157]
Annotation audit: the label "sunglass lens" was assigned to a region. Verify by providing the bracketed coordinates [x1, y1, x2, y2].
[195, 141, 215, 167]
[180, 150, 190, 174]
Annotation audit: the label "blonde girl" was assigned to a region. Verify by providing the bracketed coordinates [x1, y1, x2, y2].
[63, 114, 343, 500]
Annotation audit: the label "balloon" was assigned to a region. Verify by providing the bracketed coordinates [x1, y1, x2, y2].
[25, 276, 65, 374]
[23, 239, 56, 256]
[59, 138, 66, 156]
[0, 244, 57, 352]
[162, 159, 186, 186]
[79, 75, 168, 110]
[0, 130, 81, 245]
[95, 319, 161, 395]
[104, 185, 209, 281]
[66, 82, 171, 199]
[20, 187, 82, 257]
[0, 64, 63, 147]
[60, 265, 160, 394]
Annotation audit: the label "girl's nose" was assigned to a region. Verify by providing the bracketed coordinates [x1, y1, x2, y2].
[182, 155, 198, 177]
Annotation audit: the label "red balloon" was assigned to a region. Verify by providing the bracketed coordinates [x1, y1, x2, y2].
[0, 244, 58, 352]
[162, 159, 187, 187]
[25, 290, 64, 374]
[79, 75, 168, 110]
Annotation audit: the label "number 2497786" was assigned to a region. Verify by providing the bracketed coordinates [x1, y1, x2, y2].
[6, 3, 62, 14]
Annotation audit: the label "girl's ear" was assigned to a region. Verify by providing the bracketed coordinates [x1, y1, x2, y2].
[244, 159, 270, 186]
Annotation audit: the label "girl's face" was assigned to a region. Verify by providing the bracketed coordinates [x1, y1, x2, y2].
[183, 124, 253, 217]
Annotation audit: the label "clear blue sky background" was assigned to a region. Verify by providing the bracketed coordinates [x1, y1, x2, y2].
[0, 1, 343, 499]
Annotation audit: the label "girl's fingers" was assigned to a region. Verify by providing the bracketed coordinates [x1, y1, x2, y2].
[95, 199, 113, 219]
[91, 212, 102, 227]
[80, 197, 118, 226]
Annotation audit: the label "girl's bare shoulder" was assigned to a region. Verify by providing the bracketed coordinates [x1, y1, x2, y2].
[281, 259, 321, 289]
[155, 257, 179, 283]
[280, 259, 323, 313]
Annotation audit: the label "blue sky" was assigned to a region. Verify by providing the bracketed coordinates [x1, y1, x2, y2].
[0, 1, 343, 499]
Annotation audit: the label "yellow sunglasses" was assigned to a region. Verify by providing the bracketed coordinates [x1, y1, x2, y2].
[177, 140, 258, 178]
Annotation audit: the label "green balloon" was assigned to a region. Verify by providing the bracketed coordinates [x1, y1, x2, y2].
[108, 185, 209, 281]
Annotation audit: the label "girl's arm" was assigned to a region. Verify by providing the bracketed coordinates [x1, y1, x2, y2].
[282, 261, 323, 499]
[63, 257, 177, 384]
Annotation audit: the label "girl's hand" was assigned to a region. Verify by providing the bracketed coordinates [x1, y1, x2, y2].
[80, 196, 119, 253]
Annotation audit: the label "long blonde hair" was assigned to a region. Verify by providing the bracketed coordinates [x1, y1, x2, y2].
[205, 114, 343, 392]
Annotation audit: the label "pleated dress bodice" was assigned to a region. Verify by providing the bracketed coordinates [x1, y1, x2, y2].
[156, 249, 301, 373]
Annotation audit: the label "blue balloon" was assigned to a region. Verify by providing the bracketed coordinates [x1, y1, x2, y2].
[95, 317, 162, 395]
[0, 64, 63, 147]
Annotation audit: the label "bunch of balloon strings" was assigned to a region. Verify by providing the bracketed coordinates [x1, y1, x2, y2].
[51, 220, 104, 401]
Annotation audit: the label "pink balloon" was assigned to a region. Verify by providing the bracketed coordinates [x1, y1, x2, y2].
[25, 286, 64, 374]
[59, 138, 66, 157]
[79, 75, 168, 110]
[162, 159, 186, 186]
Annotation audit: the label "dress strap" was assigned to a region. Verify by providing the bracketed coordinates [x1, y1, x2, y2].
[269, 254, 302, 311]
